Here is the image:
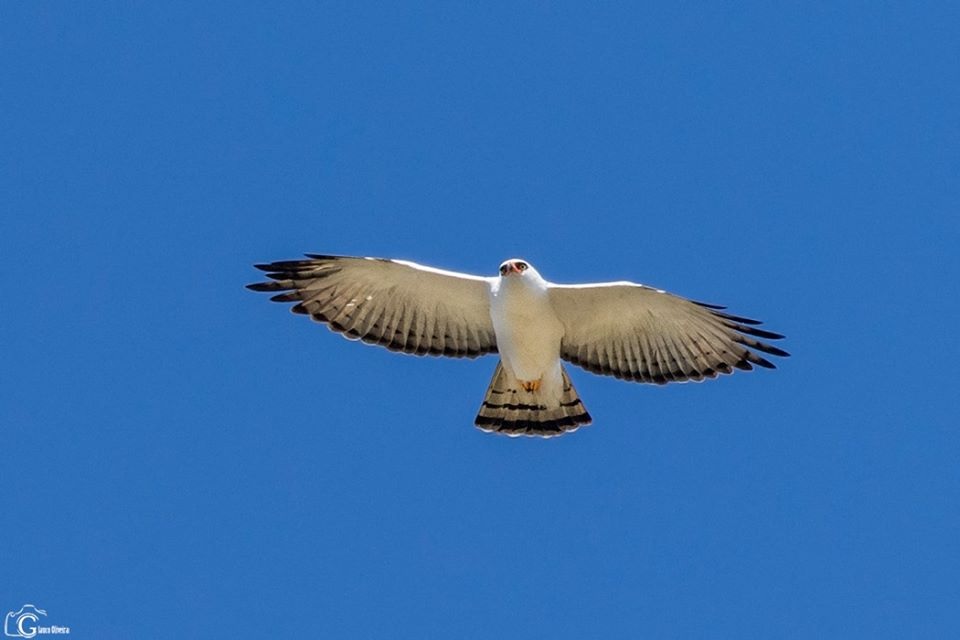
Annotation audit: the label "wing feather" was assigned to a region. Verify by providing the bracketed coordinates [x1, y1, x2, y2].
[248, 255, 498, 358]
[549, 282, 788, 384]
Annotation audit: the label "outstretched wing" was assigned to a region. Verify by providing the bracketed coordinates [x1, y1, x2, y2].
[549, 282, 788, 384]
[248, 255, 498, 358]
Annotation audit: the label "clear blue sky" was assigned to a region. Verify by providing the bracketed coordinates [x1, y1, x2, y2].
[3, 2, 958, 638]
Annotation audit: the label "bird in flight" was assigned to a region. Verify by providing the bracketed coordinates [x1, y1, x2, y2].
[248, 255, 788, 438]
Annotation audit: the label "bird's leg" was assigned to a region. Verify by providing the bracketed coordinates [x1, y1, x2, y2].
[519, 378, 542, 393]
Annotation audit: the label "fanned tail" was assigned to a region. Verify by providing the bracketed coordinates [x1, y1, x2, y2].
[475, 363, 592, 438]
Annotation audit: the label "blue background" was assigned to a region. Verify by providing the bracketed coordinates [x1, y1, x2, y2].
[3, 2, 958, 638]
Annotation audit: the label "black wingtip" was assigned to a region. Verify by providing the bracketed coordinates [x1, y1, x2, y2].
[752, 355, 776, 369]
[694, 300, 727, 310]
[713, 311, 764, 325]
[735, 325, 786, 340]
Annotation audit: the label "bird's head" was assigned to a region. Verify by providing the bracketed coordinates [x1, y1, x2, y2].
[498, 258, 537, 278]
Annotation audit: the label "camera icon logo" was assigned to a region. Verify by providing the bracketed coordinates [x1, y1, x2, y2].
[4, 605, 48, 639]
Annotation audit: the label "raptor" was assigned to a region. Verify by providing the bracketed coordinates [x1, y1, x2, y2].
[248, 255, 788, 437]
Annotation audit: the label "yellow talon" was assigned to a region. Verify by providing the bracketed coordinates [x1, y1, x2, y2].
[520, 378, 542, 392]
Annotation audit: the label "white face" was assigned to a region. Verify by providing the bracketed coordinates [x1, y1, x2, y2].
[498, 259, 531, 277]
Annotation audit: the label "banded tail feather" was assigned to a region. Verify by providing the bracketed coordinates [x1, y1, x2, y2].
[475, 363, 592, 437]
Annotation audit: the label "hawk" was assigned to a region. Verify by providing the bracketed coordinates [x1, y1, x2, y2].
[248, 255, 788, 437]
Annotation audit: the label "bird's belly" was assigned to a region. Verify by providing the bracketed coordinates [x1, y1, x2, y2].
[491, 299, 563, 383]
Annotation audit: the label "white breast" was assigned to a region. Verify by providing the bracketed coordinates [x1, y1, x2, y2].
[489, 276, 564, 396]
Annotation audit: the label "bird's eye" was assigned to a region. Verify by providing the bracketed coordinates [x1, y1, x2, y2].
[517, 263, 527, 271]
[500, 265, 508, 274]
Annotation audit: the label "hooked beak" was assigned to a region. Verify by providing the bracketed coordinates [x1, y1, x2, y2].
[502, 263, 520, 276]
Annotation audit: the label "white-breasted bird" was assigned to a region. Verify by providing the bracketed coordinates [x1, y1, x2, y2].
[248, 255, 788, 437]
